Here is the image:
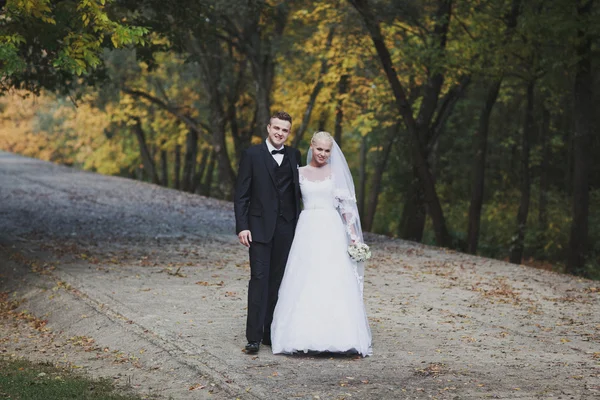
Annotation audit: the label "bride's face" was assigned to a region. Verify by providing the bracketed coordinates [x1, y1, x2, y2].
[310, 138, 332, 166]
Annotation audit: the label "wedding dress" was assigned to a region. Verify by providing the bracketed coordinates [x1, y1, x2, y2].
[271, 164, 372, 356]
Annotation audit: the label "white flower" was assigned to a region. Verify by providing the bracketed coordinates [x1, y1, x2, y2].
[347, 242, 372, 262]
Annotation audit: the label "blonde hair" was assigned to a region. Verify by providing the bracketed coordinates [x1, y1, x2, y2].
[310, 131, 334, 145]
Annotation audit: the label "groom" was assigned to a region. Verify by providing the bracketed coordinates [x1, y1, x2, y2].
[234, 111, 302, 354]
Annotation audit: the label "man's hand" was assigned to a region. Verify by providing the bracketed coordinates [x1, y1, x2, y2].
[238, 230, 252, 247]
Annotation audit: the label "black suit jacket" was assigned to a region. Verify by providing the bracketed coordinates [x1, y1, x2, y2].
[234, 142, 302, 243]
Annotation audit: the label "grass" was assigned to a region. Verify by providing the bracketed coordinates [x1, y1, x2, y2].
[0, 357, 143, 400]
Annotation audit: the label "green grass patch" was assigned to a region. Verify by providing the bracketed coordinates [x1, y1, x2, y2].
[0, 357, 142, 400]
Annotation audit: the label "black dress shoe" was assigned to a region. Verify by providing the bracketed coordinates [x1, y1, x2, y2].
[245, 341, 260, 354]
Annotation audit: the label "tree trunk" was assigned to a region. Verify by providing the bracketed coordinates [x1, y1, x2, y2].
[227, 64, 249, 165]
[150, 143, 156, 165]
[229, 101, 248, 166]
[467, 80, 502, 254]
[198, 55, 236, 196]
[334, 74, 350, 149]
[292, 27, 335, 148]
[466, 0, 521, 254]
[255, 81, 272, 139]
[210, 103, 236, 198]
[174, 144, 181, 190]
[246, 3, 289, 140]
[538, 105, 550, 229]
[202, 73, 236, 197]
[291, 78, 322, 148]
[567, 0, 593, 276]
[189, 36, 237, 198]
[160, 140, 168, 187]
[193, 148, 210, 194]
[131, 118, 160, 185]
[565, 125, 574, 194]
[317, 110, 328, 132]
[202, 149, 217, 198]
[181, 129, 198, 193]
[364, 125, 398, 231]
[135, 164, 143, 181]
[563, 106, 574, 193]
[398, 175, 426, 242]
[509, 80, 535, 264]
[358, 135, 368, 223]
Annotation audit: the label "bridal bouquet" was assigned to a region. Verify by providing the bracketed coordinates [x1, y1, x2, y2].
[347, 242, 372, 262]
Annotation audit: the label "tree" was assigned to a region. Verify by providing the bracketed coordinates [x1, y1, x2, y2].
[567, 0, 595, 276]
[509, 80, 535, 264]
[3, 0, 598, 276]
[0, 0, 147, 93]
[119, 0, 291, 196]
[467, 0, 522, 255]
[349, 0, 459, 247]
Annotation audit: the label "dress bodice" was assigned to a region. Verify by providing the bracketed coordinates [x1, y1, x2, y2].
[299, 169, 335, 211]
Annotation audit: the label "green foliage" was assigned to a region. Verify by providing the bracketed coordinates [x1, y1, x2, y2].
[0, 0, 148, 93]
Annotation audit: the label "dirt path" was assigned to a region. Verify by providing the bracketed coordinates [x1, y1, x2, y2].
[1, 151, 598, 399]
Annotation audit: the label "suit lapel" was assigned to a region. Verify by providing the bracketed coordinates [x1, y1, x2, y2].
[261, 142, 277, 187]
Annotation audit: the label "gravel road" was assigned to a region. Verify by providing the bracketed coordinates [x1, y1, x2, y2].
[1, 150, 599, 399]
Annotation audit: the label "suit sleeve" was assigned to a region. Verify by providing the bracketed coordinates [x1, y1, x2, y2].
[234, 150, 252, 234]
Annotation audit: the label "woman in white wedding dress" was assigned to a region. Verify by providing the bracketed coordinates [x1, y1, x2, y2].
[271, 131, 372, 357]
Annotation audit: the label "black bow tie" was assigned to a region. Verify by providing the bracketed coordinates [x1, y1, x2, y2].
[271, 148, 285, 155]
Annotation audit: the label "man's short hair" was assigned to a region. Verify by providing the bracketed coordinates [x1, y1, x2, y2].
[271, 111, 292, 125]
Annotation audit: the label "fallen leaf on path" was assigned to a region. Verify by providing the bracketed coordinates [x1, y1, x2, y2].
[195, 281, 224, 286]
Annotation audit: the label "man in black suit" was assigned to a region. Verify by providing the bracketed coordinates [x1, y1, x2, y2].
[234, 111, 302, 354]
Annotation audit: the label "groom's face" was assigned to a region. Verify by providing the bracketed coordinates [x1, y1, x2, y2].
[267, 118, 291, 149]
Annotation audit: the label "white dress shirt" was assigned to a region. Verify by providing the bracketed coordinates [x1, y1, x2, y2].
[266, 139, 284, 166]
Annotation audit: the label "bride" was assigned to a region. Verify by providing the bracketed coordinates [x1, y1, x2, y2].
[271, 131, 372, 357]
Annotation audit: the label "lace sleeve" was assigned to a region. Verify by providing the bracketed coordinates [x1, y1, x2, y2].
[334, 188, 360, 242]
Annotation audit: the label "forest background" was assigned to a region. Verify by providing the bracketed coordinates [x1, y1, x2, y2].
[1, 0, 598, 277]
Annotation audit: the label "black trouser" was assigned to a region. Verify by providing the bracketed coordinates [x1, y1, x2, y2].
[246, 216, 295, 343]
